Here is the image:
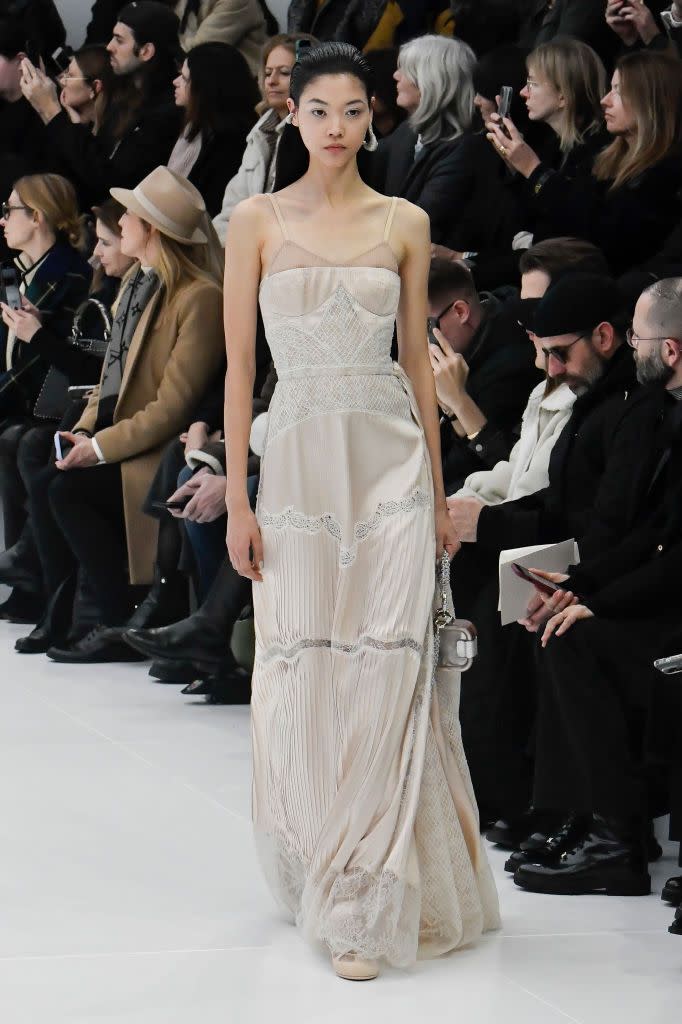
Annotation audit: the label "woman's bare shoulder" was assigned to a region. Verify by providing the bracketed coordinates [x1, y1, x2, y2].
[231, 193, 274, 227]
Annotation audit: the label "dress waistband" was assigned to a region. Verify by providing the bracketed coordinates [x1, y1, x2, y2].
[277, 361, 396, 381]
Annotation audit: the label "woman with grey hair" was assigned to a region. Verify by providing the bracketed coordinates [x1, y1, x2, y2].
[371, 34, 518, 254]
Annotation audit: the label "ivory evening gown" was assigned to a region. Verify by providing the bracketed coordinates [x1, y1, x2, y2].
[251, 194, 499, 967]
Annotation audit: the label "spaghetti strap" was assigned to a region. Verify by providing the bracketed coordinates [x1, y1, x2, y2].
[383, 196, 398, 243]
[267, 194, 289, 241]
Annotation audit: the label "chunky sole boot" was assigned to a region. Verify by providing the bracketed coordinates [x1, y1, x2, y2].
[662, 876, 682, 906]
[515, 863, 651, 896]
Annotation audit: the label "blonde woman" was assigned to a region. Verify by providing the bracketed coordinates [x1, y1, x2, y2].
[487, 50, 682, 272]
[0, 172, 91, 620]
[24, 167, 226, 665]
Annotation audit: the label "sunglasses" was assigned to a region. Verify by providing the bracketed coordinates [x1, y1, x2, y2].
[540, 333, 588, 365]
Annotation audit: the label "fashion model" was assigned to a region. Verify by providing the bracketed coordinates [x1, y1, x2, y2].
[224, 42, 499, 981]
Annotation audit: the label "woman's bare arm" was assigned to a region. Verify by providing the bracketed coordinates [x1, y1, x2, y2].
[395, 201, 458, 557]
[223, 196, 265, 580]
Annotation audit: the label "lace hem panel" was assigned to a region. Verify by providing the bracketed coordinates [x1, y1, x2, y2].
[259, 634, 423, 665]
[259, 487, 432, 567]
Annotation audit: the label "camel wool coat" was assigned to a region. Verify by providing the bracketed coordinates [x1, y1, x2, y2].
[75, 274, 225, 583]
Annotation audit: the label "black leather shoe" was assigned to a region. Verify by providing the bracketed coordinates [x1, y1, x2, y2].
[669, 905, 682, 935]
[148, 660, 197, 684]
[111, 568, 189, 637]
[0, 589, 44, 624]
[181, 667, 251, 704]
[47, 625, 148, 664]
[124, 615, 228, 672]
[514, 815, 651, 896]
[662, 875, 682, 906]
[0, 540, 42, 594]
[505, 814, 592, 873]
[15, 576, 77, 654]
[487, 808, 560, 851]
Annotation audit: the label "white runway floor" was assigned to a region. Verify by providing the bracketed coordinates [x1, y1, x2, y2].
[1, 615, 680, 1023]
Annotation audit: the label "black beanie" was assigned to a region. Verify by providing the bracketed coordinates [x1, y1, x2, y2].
[533, 273, 626, 339]
[118, 1, 180, 52]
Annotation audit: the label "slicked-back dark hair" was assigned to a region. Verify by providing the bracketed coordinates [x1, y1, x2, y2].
[273, 42, 375, 192]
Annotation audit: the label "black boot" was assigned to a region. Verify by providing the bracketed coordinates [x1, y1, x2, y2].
[662, 876, 682, 906]
[486, 808, 560, 851]
[670, 905, 682, 935]
[0, 588, 44, 624]
[514, 815, 651, 896]
[181, 666, 251, 704]
[0, 525, 43, 594]
[111, 568, 189, 636]
[15, 575, 77, 654]
[123, 556, 248, 672]
[149, 660, 197, 684]
[505, 814, 591, 873]
[47, 625, 147, 664]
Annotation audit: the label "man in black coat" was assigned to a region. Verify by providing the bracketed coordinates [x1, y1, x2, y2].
[448, 273, 664, 829]
[512, 277, 682, 898]
[28, 2, 182, 206]
[428, 258, 540, 495]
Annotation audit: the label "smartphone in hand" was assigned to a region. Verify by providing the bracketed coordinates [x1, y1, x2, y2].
[1, 267, 22, 310]
[512, 562, 564, 597]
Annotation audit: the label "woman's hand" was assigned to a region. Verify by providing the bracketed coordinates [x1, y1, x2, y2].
[541, 604, 594, 647]
[436, 502, 461, 560]
[226, 504, 264, 582]
[0, 303, 41, 342]
[486, 113, 541, 179]
[20, 59, 61, 124]
[518, 570, 577, 632]
[617, 2, 661, 45]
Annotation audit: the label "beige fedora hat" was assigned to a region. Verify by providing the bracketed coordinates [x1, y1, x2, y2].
[111, 165, 208, 245]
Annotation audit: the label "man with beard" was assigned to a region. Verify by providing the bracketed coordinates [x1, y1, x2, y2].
[510, 277, 682, 897]
[447, 273, 664, 845]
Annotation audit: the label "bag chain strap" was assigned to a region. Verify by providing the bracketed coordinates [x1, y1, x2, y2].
[434, 552, 454, 632]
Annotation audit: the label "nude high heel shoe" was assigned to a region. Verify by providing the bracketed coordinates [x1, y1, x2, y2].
[331, 952, 379, 981]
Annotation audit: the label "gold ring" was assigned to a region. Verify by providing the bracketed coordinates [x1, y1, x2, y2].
[498, 144, 507, 155]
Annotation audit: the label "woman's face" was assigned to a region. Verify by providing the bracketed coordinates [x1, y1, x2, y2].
[521, 67, 564, 123]
[93, 219, 134, 278]
[289, 73, 371, 169]
[602, 71, 635, 136]
[0, 189, 37, 252]
[118, 210, 152, 262]
[263, 45, 295, 116]
[474, 93, 496, 122]
[393, 65, 420, 114]
[60, 57, 95, 112]
[173, 60, 190, 109]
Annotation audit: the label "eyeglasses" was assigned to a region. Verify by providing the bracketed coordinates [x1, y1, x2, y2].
[1, 203, 31, 219]
[432, 299, 456, 330]
[541, 333, 588, 365]
[626, 327, 680, 348]
[59, 74, 90, 82]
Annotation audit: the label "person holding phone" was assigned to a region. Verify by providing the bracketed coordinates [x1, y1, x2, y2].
[508, 277, 682, 898]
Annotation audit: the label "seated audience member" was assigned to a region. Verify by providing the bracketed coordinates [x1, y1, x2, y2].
[54, 46, 115, 132]
[0, 173, 92, 622]
[213, 32, 316, 243]
[364, 48, 405, 139]
[427, 258, 540, 494]
[505, 39, 608, 246]
[519, 0, 617, 63]
[286, 0, 454, 50]
[20, 167, 225, 664]
[122, 365, 279, 698]
[176, 1, 267, 76]
[170, 42, 259, 217]
[448, 273, 665, 836]
[606, 0, 675, 55]
[449, 1, 524, 57]
[487, 50, 682, 274]
[0, 19, 50, 239]
[22, 2, 183, 206]
[10, 199, 137, 654]
[511, 277, 682, 897]
[374, 35, 525, 258]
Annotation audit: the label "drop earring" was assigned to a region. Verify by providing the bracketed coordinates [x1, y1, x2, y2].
[285, 112, 295, 125]
[362, 124, 378, 152]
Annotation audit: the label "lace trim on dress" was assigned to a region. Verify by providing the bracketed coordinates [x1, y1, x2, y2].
[259, 634, 423, 665]
[259, 487, 432, 566]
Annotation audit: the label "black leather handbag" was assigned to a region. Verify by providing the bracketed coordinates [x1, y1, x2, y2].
[33, 298, 111, 421]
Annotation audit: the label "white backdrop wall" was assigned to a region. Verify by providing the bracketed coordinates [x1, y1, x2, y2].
[55, 0, 289, 48]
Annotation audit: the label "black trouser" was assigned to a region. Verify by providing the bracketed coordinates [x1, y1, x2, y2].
[533, 615, 677, 820]
[28, 461, 130, 626]
[0, 417, 33, 548]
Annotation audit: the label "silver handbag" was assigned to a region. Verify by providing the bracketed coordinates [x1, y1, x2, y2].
[434, 553, 478, 673]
